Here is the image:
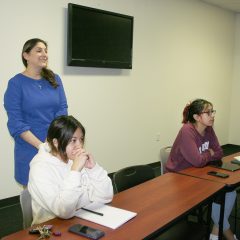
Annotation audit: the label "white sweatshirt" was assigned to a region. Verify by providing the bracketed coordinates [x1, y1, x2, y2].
[28, 143, 114, 225]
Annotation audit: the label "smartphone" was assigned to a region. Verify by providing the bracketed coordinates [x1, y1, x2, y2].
[207, 171, 229, 178]
[69, 224, 105, 240]
[231, 159, 240, 165]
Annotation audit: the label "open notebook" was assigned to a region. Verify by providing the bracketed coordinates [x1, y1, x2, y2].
[75, 202, 137, 229]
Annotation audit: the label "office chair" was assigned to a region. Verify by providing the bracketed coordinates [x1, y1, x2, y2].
[160, 146, 209, 226]
[159, 146, 172, 175]
[113, 164, 155, 193]
[20, 188, 33, 229]
[159, 146, 211, 232]
[158, 146, 209, 240]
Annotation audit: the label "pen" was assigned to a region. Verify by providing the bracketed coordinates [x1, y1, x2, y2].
[80, 207, 104, 216]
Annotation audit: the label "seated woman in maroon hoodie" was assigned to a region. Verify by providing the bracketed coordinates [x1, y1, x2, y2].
[166, 99, 237, 240]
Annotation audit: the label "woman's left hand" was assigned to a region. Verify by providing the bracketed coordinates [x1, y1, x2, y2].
[84, 153, 96, 169]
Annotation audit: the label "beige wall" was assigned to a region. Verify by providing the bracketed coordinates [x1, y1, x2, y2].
[0, 0, 236, 199]
[229, 14, 240, 144]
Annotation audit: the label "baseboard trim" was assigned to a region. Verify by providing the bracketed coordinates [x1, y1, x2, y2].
[148, 162, 160, 169]
[0, 195, 19, 209]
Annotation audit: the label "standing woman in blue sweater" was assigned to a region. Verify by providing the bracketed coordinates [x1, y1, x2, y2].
[4, 38, 68, 186]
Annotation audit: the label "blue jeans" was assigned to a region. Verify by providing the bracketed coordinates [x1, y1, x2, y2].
[211, 190, 236, 231]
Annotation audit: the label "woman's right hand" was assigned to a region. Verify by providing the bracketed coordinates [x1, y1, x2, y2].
[70, 148, 89, 171]
[209, 148, 214, 156]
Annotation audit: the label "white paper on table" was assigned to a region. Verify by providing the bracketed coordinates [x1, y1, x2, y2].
[75, 202, 137, 229]
[234, 156, 240, 161]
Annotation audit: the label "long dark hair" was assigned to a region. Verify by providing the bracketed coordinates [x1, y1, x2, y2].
[47, 115, 85, 162]
[22, 38, 58, 88]
[182, 99, 212, 123]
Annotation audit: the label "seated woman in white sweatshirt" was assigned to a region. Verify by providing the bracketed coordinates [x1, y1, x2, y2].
[28, 115, 114, 225]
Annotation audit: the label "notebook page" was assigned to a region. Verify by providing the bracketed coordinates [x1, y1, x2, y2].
[75, 202, 137, 229]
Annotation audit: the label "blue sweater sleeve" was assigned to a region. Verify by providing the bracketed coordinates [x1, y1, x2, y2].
[55, 75, 68, 117]
[4, 78, 30, 138]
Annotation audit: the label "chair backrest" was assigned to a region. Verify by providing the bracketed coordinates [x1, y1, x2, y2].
[160, 146, 172, 175]
[113, 164, 155, 193]
[20, 188, 33, 229]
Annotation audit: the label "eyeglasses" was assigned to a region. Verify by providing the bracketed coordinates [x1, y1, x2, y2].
[201, 110, 216, 117]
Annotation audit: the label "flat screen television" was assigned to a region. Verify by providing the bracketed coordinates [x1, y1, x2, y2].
[67, 3, 134, 69]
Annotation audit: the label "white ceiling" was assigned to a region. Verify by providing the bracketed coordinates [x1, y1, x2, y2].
[201, 0, 240, 12]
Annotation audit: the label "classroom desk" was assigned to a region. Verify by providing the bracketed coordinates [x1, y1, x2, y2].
[180, 152, 240, 188]
[179, 152, 240, 240]
[2, 173, 225, 240]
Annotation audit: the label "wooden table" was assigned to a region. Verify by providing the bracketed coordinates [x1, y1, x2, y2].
[180, 152, 240, 188]
[2, 173, 225, 240]
[179, 152, 240, 240]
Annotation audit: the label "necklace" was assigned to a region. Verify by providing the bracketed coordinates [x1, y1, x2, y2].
[35, 81, 43, 90]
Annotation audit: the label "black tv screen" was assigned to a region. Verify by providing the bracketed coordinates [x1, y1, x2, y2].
[67, 3, 134, 69]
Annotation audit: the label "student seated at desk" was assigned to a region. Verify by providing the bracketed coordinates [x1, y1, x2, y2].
[28, 115, 113, 225]
[165, 99, 237, 240]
